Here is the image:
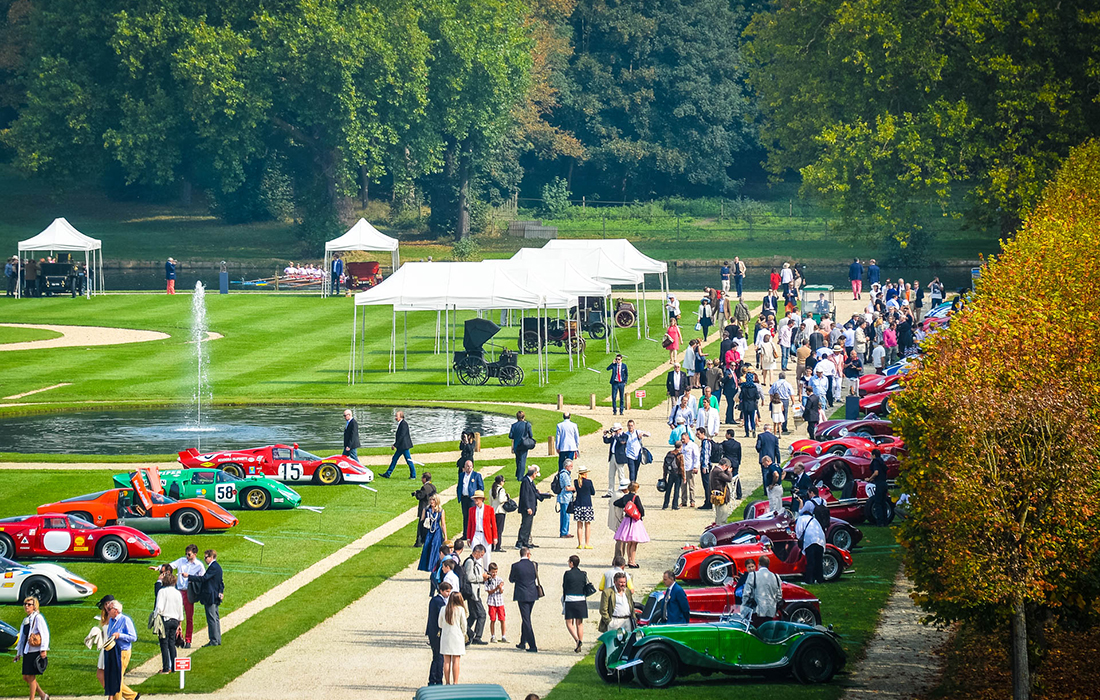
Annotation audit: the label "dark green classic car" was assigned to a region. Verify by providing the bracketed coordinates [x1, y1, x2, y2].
[595, 607, 845, 688]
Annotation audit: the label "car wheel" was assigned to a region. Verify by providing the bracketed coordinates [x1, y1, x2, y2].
[171, 508, 204, 535]
[0, 534, 13, 558]
[829, 466, 851, 491]
[821, 551, 843, 582]
[865, 497, 895, 526]
[829, 527, 853, 551]
[241, 487, 270, 510]
[20, 577, 55, 606]
[316, 464, 342, 486]
[700, 555, 731, 586]
[221, 463, 245, 479]
[636, 645, 678, 688]
[97, 536, 128, 563]
[784, 603, 821, 626]
[793, 640, 839, 683]
[71, 511, 95, 525]
[595, 644, 618, 683]
[827, 446, 846, 456]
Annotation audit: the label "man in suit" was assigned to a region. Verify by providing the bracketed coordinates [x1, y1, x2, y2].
[182, 549, 224, 646]
[607, 354, 629, 415]
[661, 570, 691, 625]
[755, 424, 781, 480]
[666, 362, 689, 401]
[509, 410, 533, 480]
[464, 490, 497, 567]
[331, 253, 344, 296]
[516, 466, 545, 549]
[509, 547, 540, 652]
[457, 460, 485, 534]
[342, 408, 360, 462]
[382, 410, 415, 478]
[413, 472, 436, 547]
[425, 581, 452, 684]
[555, 413, 580, 470]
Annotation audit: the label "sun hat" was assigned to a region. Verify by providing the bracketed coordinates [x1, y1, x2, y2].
[577, 466, 589, 474]
[473, 490, 485, 499]
[612, 422, 622, 430]
[676, 416, 686, 424]
[619, 478, 631, 490]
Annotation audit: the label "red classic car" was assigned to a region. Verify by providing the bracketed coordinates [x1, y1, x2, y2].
[674, 539, 853, 586]
[0, 514, 161, 563]
[814, 418, 893, 440]
[178, 444, 374, 485]
[859, 386, 904, 416]
[789, 436, 906, 462]
[743, 481, 893, 526]
[700, 510, 863, 552]
[636, 580, 822, 627]
[858, 372, 905, 396]
[784, 452, 901, 491]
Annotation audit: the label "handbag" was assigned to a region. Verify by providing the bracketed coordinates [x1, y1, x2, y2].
[640, 447, 653, 465]
[502, 497, 518, 513]
[520, 422, 536, 451]
[694, 321, 702, 331]
[661, 334, 673, 349]
[624, 498, 641, 521]
[535, 563, 546, 599]
[583, 580, 598, 598]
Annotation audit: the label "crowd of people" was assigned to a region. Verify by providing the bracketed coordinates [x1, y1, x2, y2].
[4, 255, 87, 297]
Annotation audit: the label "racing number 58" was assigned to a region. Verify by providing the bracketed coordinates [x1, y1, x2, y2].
[215, 484, 237, 502]
[279, 463, 303, 481]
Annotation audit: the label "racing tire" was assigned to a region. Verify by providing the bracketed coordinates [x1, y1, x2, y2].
[589, 322, 608, 340]
[0, 533, 13, 559]
[635, 644, 679, 689]
[497, 365, 524, 387]
[615, 309, 636, 328]
[821, 551, 843, 582]
[829, 465, 852, 491]
[865, 497, 895, 526]
[784, 603, 821, 626]
[171, 508, 204, 536]
[700, 555, 732, 586]
[793, 640, 839, 683]
[595, 644, 620, 683]
[71, 511, 95, 525]
[522, 331, 541, 353]
[97, 536, 128, 563]
[221, 463, 245, 479]
[241, 486, 270, 510]
[315, 464, 343, 486]
[20, 577, 55, 606]
[828, 527, 854, 551]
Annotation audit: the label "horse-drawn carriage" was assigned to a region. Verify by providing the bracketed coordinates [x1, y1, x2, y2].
[613, 299, 637, 328]
[521, 317, 586, 353]
[453, 318, 525, 386]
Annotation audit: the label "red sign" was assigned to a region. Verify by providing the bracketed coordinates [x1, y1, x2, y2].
[635, 390, 647, 398]
[175, 658, 191, 672]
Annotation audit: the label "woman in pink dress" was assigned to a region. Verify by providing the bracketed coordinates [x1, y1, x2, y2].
[613, 483, 650, 568]
[665, 320, 683, 364]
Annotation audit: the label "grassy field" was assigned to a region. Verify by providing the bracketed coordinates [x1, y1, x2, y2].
[546, 484, 905, 700]
[0, 326, 63, 344]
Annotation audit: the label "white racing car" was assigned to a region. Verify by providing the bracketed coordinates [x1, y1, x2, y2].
[0, 556, 98, 605]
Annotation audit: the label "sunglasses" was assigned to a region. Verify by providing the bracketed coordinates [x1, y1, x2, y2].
[23, 602, 34, 607]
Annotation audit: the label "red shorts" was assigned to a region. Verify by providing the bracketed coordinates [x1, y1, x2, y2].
[489, 605, 506, 622]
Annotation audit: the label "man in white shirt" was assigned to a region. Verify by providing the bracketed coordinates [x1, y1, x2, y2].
[872, 342, 887, 374]
[624, 421, 649, 483]
[555, 412, 580, 470]
[802, 315, 816, 335]
[811, 369, 829, 404]
[769, 373, 794, 434]
[843, 325, 856, 350]
[441, 558, 461, 593]
[668, 395, 696, 430]
[815, 351, 838, 406]
[160, 544, 205, 648]
[795, 510, 827, 584]
[698, 402, 720, 438]
[778, 320, 793, 371]
[680, 437, 700, 507]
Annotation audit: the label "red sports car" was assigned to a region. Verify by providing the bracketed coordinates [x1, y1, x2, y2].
[814, 418, 893, 440]
[636, 580, 822, 627]
[701, 510, 863, 552]
[858, 372, 905, 396]
[743, 481, 893, 525]
[674, 539, 853, 586]
[789, 436, 906, 461]
[859, 386, 904, 416]
[178, 444, 374, 485]
[784, 452, 901, 491]
[0, 514, 161, 563]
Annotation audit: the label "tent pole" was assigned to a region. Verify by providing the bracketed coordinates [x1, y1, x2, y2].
[15, 255, 20, 299]
[322, 252, 328, 298]
[360, 306, 367, 380]
[635, 283, 642, 339]
[445, 306, 450, 386]
[435, 310, 441, 354]
[403, 311, 408, 370]
[348, 304, 357, 384]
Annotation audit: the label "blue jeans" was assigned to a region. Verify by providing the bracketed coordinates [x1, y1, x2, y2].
[780, 346, 791, 371]
[344, 448, 358, 463]
[385, 449, 415, 478]
[735, 277, 743, 297]
[610, 382, 626, 413]
[559, 503, 571, 536]
[332, 276, 341, 295]
[627, 457, 641, 483]
[558, 451, 576, 470]
[744, 411, 756, 436]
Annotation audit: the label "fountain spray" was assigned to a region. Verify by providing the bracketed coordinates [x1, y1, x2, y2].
[191, 281, 210, 449]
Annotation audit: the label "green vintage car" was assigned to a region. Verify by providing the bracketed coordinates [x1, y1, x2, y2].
[112, 468, 302, 511]
[596, 607, 845, 688]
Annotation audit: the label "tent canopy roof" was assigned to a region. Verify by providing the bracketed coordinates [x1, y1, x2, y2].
[354, 262, 544, 311]
[544, 238, 667, 274]
[19, 218, 101, 252]
[325, 219, 398, 252]
[510, 246, 643, 285]
[480, 259, 610, 300]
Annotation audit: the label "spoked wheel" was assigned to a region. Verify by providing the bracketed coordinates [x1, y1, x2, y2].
[569, 335, 587, 353]
[455, 358, 489, 385]
[635, 645, 678, 688]
[821, 551, 842, 581]
[784, 603, 821, 626]
[589, 322, 608, 340]
[498, 365, 524, 386]
[828, 526, 853, 551]
[793, 641, 838, 683]
[522, 331, 541, 353]
[829, 465, 852, 491]
[615, 309, 636, 328]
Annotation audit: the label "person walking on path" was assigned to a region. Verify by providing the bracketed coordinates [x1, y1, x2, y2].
[342, 408, 360, 463]
[759, 332, 779, 386]
[104, 599, 138, 700]
[157, 544, 204, 648]
[709, 459, 735, 525]
[490, 476, 508, 552]
[756, 424, 781, 476]
[663, 318, 682, 364]
[607, 354, 629, 416]
[439, 592, 467, 684]
[165, 257, 176, 295]
[623, 420, 648, 483]
[849, 258, 863, 300]
[571, 466, 596, 549]
[614, 483, 649, 568]
[603, 423, 628, 498]
[458, 460, 484, 535]
[662, 440, 685, 510]
[419, 494, 447, 575]
[732, 257, 746, 298]
[426, 581, 451, 685]
[465, 490, 497, 567]
[598, 572, 636, 633]
[181, 549, 224, 646]
[15, 596, 49, 700]
[461, 545, 489, 645]
[739, 375, 760, 437]
[413, 473, 437, 548]
[660, 571, 691, 625]
[867, 259, 880, 286]
[562, 555, 594, 653]
[153, 571, 183, 674]
[509, 548, 540, 653]
[681, 433, 699, 508]
[517, 467, 546, 549]
[555, 460, 575, 539]
[666, 362, 689, 403]
[383, 410, 415, 478]
[485, 563, 507, 643]
[509, 411, 534, 480]
[698, 297, 715, 341]
[720, 261, 731, 293]
[555, 413, 580, 471]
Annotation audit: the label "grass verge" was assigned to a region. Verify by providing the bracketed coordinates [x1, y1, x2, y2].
[0, 326, 64, 344]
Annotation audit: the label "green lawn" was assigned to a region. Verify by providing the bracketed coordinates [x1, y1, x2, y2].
[0, 326, 63, 344]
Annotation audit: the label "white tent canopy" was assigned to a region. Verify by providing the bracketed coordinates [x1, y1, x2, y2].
[323, 218, 400, 296]
[17, 217, 103, 298]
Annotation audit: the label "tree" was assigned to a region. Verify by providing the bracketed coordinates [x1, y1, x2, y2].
[891, 140, 1100, 700]
[744, 0, 1100, 260]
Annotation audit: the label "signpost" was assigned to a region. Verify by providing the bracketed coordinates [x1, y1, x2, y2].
[243, 535, 265, 564]
[175, 657, 191, 689]
[634, 389, 646, 409]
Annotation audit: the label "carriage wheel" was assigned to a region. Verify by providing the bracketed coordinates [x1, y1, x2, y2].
[522, 330, 541, 353]
[589, 322, 608, 340]
[498, 365, 524, 386]
[615, 309, 636, 328]
[570, 335, 586, 353]
[456, 358, 489, 385]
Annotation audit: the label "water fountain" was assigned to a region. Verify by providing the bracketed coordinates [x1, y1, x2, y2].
[189, 281, 211, 449]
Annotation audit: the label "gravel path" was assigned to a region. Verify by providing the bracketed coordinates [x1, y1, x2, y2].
[0, 323, 170, 350]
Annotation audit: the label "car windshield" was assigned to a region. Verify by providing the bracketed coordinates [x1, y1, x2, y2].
[60, 490, 109, 503]
[1, 556, 23, 569]
[0, 515, 30, 523]
[293, 448, 322, 461]
[68, 515, 95, 529]
[216, 471, 241, 483]
[720, 605, 754, 630]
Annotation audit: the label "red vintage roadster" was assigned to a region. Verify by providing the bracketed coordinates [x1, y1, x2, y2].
[700, 510, 863, 552]
[743, 481, 894, 526]
[814, 418, 893, 440]
[784, 452, 901, 491]
[636, 580, 822, 627]
[674, 538, 853, 586]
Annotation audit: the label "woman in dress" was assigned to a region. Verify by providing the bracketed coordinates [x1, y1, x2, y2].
[758, 331, 778, 386]
[418, 494, 447, 576]
[613, 483, 649, 568]
[490, 475, 508, 553]
[102, 602, 123, 700]
[16, 596, 49, 700]
[769, 391, 785, 434]
[562, 555, 593, 653]
[571, 466, 596, 549]
[665, 318, 682, 364]
[439, 592, 467, 684]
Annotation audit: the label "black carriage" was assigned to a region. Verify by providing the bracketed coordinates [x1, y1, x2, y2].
[613, 299, 637, 328]
[453, 318, 525, 386]
[521, 316, 586, 354]
[577, 296, 609, 339]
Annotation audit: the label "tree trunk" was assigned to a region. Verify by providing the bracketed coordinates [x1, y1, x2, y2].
[179, 178, 193, 207]
[456, 140, 471, 240]
[359, 165, 370, 208]
[1011, 597, 1030, 700]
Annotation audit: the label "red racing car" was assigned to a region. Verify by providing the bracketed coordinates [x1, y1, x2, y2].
[0, 514, 161, 563]
[859, 386, 904, 416]
[858, 372, 906, 396]
[674, 539, 853, 586]
[700, 510, 863, 552]
[814, 418, 893, 440]
[636, 580, 822, 627]
[743, 481, 894, 526]
[178, 444, 374, 485]
[784, 452, 901, 491]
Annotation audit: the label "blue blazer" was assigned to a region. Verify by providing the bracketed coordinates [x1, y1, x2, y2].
[458, 470, 485, 499]
[426, 593, 447, 639]
[663, 583, 691, 625]
[607, 362, 629, 384]
[165, 261, 176, 280]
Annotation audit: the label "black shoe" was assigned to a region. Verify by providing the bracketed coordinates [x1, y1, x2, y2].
[380, 473, 391, 479]
[183, 642, 191, 649]
[409, 476, 417, 479]
[515, 544, 524, 549]
[601, 494, 611, 498]
[528, 543, 539, 548]
[516, 643, 526, 650]
[202, 641, 219, 647]
[526, 647, 539, 653]
[472, 640, 489, 645]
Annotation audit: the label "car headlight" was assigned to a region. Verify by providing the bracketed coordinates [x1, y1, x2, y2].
[673, 556, 686, 576]
[700, 531, 717, 548]
[838, 428, 849, 437]
[632, 629, 644, 643]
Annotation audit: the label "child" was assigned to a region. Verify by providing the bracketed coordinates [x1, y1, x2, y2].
[485, 562, 507, 643]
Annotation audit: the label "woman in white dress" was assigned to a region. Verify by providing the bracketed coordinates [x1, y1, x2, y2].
[439, 592, 468, 684]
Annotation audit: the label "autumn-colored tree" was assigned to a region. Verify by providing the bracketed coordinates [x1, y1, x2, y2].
[892, 140, 1100, 700]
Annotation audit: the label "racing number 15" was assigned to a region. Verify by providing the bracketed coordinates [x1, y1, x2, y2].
[279, 463, 303, 481]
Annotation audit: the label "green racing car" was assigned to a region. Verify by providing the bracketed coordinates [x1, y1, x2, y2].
[112, 467, 302, 511]
[596, 606, 845, 688]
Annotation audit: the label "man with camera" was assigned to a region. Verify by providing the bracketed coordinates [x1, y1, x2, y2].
[603, 423, 629, 498]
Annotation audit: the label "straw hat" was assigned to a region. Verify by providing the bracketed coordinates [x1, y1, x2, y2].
[473, 490, 485, 499]
[577, 466, 589, 474]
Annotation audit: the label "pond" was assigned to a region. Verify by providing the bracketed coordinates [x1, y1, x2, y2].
[0, 405, 515, 456]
